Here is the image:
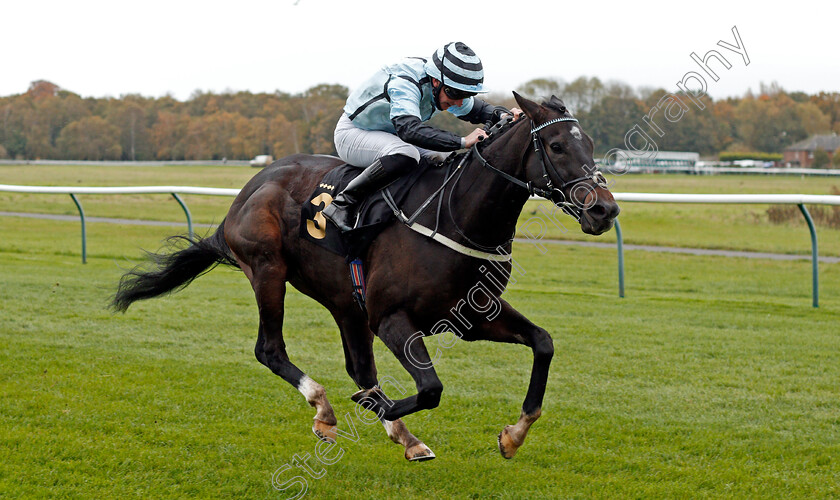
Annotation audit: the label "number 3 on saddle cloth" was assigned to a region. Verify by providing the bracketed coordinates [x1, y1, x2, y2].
[299, 158, 439, 310]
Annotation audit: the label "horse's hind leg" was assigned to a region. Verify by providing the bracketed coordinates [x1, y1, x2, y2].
[380, 418, 435, 461]
[251, 262, 337, 440]
[334, 313, 434, 461]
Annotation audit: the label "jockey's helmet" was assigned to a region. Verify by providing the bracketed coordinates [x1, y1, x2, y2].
[424, 42, 487, 95]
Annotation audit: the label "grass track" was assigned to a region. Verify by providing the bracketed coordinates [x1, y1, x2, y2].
[1, 166, 840, 498]
[1, 218, 840, 498]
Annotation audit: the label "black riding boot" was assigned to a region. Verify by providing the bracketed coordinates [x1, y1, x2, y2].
[323, 154, 416, 232]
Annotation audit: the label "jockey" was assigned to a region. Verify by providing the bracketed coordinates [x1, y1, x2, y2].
[323, 41, 522, 232]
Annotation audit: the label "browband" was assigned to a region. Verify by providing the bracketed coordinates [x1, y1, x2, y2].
[530, 117, 579, 134]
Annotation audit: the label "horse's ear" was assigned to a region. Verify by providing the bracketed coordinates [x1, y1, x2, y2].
[513, 91, 545, 122]
[548, 95, 568, 113]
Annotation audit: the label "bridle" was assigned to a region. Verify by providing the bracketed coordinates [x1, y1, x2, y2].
[383, 112, 611, 256]
[472, 115, 609, 222]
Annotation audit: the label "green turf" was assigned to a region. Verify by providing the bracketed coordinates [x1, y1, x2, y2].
[2, 205, 840, 498]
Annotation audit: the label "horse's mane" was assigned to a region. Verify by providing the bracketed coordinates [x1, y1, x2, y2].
[476, 119, 519, 150]
[457, 95, 576, 159]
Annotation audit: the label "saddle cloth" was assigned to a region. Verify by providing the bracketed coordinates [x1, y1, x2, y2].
[299, 159, 440, 259]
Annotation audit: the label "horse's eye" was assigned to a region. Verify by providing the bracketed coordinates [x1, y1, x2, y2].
[550, 143, 564, 154]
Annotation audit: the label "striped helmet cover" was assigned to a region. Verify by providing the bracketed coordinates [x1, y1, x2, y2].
[423, 42, 487, 94]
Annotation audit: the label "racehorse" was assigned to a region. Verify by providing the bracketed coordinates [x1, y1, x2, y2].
[111, 92, 620, 461]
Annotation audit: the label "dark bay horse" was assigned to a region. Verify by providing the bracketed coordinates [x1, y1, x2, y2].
[112, 93, 619, 461]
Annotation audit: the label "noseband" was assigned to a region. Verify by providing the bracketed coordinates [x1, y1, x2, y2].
[472, 116, 608, 221]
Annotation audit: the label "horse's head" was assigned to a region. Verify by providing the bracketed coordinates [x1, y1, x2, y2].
[513, 92, 620, 235]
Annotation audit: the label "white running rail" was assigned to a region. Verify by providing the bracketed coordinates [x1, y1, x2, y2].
[2, 184, 838, 307]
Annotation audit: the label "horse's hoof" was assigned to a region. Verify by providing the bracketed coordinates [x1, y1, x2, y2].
[312, 419, 337, 442]
[405, 443, 436, 462]
[350, 388, 368, 403]
[498, 426, 519, 459]
[351, 387, 395, 419]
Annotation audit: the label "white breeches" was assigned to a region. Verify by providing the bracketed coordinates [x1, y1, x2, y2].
[333, 114, 451, 167]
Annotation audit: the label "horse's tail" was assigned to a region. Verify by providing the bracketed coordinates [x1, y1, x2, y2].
[110, 220, 239, 312]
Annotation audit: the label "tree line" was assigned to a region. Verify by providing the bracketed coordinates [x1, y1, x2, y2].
[1, 78, 838, 161]
[0, 80, 344, 161]
[512, 78, 839, 159]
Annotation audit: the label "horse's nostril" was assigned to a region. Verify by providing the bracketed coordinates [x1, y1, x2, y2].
[586, 201, 620, 220]
[587, 203, 607, 219]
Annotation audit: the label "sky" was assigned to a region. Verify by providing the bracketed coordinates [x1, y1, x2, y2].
[2, 0, 838, 101]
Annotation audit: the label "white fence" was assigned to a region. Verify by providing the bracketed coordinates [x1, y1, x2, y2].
[1, 184, 839, 307]
[613, 193, 840, 205]
[600, 165, 840, 176]
[0, 184, 239, 264]
[609, 193, 840, 307]
[0, 184, 240, 196]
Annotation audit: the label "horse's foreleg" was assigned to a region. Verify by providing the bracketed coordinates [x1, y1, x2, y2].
[353, 310, 443, 422]
[252, 264, 337, 441]
[335, 312, 434, 461]
[469, 300, 554, 459]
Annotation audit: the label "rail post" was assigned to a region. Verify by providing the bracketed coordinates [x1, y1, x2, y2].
[614, 218, 625, 298]
[797, 204, 819, 308]
[171, 193, 194, 239]
[69, 193, 86, 264]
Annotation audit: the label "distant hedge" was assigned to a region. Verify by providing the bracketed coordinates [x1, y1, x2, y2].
[719, 152, 783, 162]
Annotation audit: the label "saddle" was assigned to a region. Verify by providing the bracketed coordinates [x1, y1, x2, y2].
[299, 157, 448, 260]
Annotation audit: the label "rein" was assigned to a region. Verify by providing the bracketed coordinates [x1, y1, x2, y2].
[472, 116, 607, 222]
[383, 113, 607, 261]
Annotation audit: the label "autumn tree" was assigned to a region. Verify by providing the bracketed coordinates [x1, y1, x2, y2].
[228, 116, 267, 159]
[183, 115, 212, 160]
[26, 80, 60, 99]
[516, 78, 565, 100]
[711, 98, 737, 152]
[735, 93, 804, 152]
[56, 116, 122, 160]
[151, 111, 188, 160]
[639, 90, 729, 155]
[812, 148, 829, 168]
[295, 84, 347, 154]
[268, 114, 299, 157]
[0, 98, 28, 159]
[107, 95, 152, 160]
[809, 92, 840, 134]
[563, 76, 606, 114]
[22, 96, 54, 159]
[796, 101, 831, 136]
[582, 93, 646, 154]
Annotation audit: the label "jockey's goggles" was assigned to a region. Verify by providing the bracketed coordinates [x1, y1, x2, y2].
[443, 86, 476, 100]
